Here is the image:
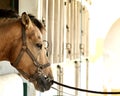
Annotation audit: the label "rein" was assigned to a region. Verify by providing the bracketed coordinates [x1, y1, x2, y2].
[51, 80, 120, 95]
[12, 23, 50, 80]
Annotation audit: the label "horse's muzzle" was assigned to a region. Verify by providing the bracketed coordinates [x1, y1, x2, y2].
[36, 74, 53, 92]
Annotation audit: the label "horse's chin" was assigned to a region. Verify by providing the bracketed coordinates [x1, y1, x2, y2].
[34, 82, 45, 92]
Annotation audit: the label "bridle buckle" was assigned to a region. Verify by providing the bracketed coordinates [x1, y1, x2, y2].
[22, 45, 27, 50]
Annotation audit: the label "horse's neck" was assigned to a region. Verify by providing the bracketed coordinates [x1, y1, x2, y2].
[0, 20, 21, 61]
[0, 35, 12, 60]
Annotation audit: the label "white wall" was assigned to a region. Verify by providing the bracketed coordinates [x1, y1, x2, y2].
[0, 61, 18, 74]
[0, 73, 23, 96]
[19, 0, 38, 15]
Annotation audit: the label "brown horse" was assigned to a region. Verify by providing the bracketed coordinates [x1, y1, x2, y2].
[0, 10, 53, 92]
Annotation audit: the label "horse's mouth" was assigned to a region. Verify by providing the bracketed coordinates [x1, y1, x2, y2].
[34, 75, 53, 92]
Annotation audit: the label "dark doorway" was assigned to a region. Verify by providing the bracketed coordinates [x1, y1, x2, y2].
[0, 0, 18, 13]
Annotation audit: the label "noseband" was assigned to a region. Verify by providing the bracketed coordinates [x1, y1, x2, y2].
[12, 23, 50, 81]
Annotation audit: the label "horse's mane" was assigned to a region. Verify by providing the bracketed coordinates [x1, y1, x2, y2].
[0, 9, 45, 31]
[28, 14, 44, 31]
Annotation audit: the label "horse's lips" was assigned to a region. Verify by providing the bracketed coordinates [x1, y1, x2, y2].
[37, 81, 51, 92]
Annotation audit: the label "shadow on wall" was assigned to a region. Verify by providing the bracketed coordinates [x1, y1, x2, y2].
[103, 18, 120, 88]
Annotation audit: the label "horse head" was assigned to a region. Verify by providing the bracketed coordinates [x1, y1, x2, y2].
[10, 12, 53, 92]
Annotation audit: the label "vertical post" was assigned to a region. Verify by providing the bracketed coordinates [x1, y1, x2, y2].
[48, 0, 55, 63]
[57, 65, 63, 96]
[53, 0, 60, 63]
[45, 0, 48, 40]
[86, 58, 89, 96]
[71, 0, 75, 59]
[37, 0, 42, 20]
[23, 83, 27, 96]
[66, 0, 70, 58]
[79, 1, 83, 95]
[75, 61, 80, 96]
[77, 1, 81, 58]
[63, 0, 67, 62]
[74, 0, 78, 59]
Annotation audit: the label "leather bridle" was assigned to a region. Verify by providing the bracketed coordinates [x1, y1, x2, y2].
[12, 23, 50, 81]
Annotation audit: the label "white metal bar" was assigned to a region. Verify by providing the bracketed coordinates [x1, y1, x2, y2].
[45, 0, 48, 40]
[77, 1, 81, 58]
[71, 0, 75, 59]
[59, 0, 64, 62]
[57, 65, 63, 95]
[48, 0, 55, 63]
[75, 61, 80, 96]
[74, 0, 78, 59]
[63, 0, 67, 62]
[37, 0, 42, 20]
[53, 0, 60, 63]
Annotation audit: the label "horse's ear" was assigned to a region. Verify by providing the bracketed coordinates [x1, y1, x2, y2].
[21, 12, 32, 28]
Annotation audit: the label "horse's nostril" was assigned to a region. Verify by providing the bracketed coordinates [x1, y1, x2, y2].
[43, 75, 53, 86]
[45, 76, 51, 82]
[44, 75, 47, 79]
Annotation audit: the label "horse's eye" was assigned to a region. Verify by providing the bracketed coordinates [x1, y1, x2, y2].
[36, 43, 42, 49]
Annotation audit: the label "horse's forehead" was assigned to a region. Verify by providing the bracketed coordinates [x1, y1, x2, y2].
[39, 31, 43, 39]
[34, 27, 43, 39]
